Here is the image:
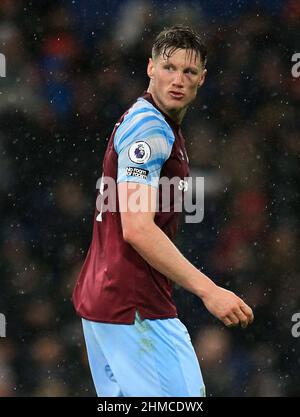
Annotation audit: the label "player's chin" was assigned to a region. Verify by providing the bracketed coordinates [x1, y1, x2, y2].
[166, 98, 187, 111]
[167, 95, 192, 108]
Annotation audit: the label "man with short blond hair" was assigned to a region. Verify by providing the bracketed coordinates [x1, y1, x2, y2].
[73, 25, 254, 397]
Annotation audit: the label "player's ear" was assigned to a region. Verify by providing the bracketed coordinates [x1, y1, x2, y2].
[198, 68, 207, 88]
[147, 58, 155, 79]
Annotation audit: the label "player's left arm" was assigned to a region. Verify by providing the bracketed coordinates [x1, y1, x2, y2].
[118, 181, 253, 328]
[115, 111, 254, 328]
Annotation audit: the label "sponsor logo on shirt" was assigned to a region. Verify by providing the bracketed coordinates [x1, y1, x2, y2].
[128, 141, 151, 164]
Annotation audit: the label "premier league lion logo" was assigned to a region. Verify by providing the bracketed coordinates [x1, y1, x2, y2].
[134, 144, 145, 159]
[129, 141, 151, 164]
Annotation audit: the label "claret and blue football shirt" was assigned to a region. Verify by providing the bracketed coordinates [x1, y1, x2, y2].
[72, 92, 190, 323]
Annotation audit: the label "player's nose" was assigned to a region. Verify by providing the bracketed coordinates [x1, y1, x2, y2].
[172, 71, 184, 87]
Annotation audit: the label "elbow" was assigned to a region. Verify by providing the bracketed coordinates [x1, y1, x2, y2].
[121, 212, 155, 245]
[122, 226, 140, 245]
[122, 227, 133, 244]
[122, 224, 150, 245]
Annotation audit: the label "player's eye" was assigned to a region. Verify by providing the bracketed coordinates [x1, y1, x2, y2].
[185, 69, 198, 75]
[164, 65, 175, 71]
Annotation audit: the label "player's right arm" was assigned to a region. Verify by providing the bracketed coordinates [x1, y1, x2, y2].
[118, 181, 254, 328]
[114, 103, 253, 328]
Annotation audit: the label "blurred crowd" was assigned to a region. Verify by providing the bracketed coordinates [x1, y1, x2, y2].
[0, 0, 299, 397]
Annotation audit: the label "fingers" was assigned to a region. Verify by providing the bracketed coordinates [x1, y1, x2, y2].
[223, 317, 235, 327]
[240, 303, 254, 324]
[234, 309, 250, 328]
[224, 304, 254, 328]
[224, 312, 240, 327]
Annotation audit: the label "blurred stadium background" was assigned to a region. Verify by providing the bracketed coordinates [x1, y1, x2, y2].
[0, 0, 299, 396]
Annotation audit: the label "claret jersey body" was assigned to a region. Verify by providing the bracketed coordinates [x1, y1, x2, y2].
[72, 92, 189, 323]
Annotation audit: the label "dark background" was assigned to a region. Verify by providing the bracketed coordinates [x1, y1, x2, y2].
[0, 0, 299, 396]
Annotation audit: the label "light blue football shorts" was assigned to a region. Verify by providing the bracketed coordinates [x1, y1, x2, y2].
[81, 312, 206, 397]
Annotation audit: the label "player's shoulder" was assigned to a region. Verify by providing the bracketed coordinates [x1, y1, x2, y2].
[114, 97, 175, 153]
[129, 97, 166, 121]
[121, 97, 173, 137]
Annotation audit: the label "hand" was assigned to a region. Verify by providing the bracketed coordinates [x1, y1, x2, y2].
[202, 285, 254, 328]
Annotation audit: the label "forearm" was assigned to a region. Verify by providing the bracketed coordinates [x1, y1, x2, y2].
[126, 222, 217, 300]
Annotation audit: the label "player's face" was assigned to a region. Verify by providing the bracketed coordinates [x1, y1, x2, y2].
[147, 48, 206, 121]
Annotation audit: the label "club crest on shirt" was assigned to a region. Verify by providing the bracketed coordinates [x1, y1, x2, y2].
[128, 141, 151, 164]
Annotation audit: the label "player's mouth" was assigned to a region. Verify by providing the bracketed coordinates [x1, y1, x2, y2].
[169, 91, 184, 100]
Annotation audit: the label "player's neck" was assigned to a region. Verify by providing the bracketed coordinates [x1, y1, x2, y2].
[147, 88, 186, 125]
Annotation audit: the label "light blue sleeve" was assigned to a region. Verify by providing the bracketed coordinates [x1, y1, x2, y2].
[114, 108, 175, 188]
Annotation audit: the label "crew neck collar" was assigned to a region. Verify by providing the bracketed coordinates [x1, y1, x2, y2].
[142, 91, 181, 131]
